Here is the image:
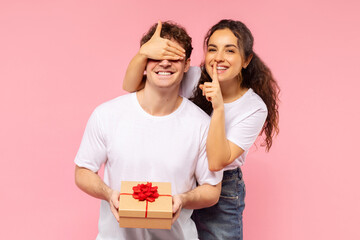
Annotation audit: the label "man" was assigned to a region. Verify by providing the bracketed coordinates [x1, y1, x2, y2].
[74, 21, 222, 240]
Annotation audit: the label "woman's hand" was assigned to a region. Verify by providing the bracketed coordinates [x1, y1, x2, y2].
[139, 21, 185, 61]
[199, 62, 224, 110]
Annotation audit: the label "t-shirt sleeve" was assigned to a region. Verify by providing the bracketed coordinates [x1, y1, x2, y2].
[74, 109, 107, 172]
[195, 124, 223, 185]
[179, 66, 201, 98]
[227, 107, 268, 152]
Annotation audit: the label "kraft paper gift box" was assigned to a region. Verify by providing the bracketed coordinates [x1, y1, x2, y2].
[118, 181, 172, 229]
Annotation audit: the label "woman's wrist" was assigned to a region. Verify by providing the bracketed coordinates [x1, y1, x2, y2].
[212, 104, 224, 113]
[137, 48, 149, 60]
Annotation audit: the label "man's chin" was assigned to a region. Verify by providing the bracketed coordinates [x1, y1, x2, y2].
[152, 82, 181, 92]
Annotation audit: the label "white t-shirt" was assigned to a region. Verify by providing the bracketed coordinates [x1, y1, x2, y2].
[180, 66, 202, 98]
[181, 66, 268, 170]
[75, 93, 223, 240]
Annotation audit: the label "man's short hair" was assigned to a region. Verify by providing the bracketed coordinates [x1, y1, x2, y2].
[140, 21, 193, 60]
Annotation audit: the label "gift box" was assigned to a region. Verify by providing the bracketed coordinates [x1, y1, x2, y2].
[118, 181, 172, 229]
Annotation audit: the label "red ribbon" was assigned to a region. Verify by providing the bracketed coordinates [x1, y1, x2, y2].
[132, 182, 159, 202]
[120, 182, 171, 218]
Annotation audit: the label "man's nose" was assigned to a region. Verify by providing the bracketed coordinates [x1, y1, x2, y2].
[159, 59, 171, 67]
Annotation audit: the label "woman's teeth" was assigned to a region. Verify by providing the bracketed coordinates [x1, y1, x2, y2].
[217, 66, 228, 70]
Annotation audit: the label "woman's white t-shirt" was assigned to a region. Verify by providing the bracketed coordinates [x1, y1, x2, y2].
[180, 66, 268, 170]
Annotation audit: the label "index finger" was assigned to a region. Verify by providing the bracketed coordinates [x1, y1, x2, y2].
[212, 62, 219, 83]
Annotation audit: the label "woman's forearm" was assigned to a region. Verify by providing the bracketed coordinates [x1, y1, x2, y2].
[122, 52, 147, 92]
[206, 107, 231, 171]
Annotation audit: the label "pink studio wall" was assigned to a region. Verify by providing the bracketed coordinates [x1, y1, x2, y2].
[1, 0, 359, 239]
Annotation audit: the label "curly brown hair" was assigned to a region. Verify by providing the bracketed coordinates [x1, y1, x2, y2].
[140, 21, 193, 60]
[191, 19, 280, 151]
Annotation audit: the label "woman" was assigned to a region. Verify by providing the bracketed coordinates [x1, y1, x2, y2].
[123, 19, 279, 240]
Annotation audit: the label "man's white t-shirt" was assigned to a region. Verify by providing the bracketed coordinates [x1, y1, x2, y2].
[75, 93, 223, 240]
[181, 66, 268, 170]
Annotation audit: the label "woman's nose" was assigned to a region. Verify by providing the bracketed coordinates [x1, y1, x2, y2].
[214, 52, 224, 62]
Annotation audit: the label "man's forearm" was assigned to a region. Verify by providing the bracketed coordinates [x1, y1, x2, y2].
[75, 165, 112, 202]
[179, 183, 221, 210]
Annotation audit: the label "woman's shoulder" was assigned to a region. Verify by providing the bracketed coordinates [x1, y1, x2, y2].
[186, 66, 201, 76]
[180, 66, 201, 98]
[225, 89, 267, 121]
[246, 88, 267, 111]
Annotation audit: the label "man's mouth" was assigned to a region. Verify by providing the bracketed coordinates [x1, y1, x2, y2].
[156, 71, 174, 76]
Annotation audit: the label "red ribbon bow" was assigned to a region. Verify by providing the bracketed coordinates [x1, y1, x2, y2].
[132, 182, 159, 202]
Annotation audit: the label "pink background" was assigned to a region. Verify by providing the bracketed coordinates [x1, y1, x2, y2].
[1, 0, 359, 239]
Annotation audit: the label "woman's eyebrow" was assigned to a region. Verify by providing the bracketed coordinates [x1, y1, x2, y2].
[208, 43, 238, 48]
[225, 44, 238, 48]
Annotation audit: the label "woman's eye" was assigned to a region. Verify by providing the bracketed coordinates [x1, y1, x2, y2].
[208, 48, 216, 52]
[227, 49, 235, 53]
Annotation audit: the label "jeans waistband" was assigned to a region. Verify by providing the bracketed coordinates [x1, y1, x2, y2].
[223, 167, 243, 181]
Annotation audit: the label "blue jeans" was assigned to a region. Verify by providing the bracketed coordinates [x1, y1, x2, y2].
[193, 167, 246, 240]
